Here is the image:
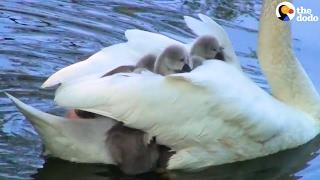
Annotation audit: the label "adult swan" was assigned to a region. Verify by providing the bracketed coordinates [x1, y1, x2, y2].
[7, 0, 320, 171]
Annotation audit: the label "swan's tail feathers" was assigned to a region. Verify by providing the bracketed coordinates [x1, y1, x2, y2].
[5, 92, 117, 164]
[125, 29, 183, 56]
[5, 92, 62, 129]
[5, 92, 68, 156]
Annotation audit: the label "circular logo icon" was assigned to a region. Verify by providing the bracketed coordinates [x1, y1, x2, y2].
[276, 2, 295, 21]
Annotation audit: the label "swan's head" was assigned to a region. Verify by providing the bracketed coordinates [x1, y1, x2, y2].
[154, 45, 192, 75]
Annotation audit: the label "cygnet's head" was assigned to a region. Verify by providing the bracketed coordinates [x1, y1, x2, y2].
[191, 35, 224, 60]
[154, 45, 192, 75]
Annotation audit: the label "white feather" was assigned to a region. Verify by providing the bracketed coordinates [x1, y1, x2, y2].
[41, 43, 140, 88]
[125, 29, 183, 53]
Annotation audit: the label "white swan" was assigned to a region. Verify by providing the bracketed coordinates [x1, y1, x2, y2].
[52, 0, 320, 170]
[7, 0, 320, 172]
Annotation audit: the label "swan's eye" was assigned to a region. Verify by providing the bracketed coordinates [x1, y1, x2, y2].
[180, 58, 185, 62]
[211, 47, 217, 51]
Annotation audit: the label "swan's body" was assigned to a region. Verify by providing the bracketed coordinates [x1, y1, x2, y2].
[53, 60, 319, 170]
[7, 0, 320, 172]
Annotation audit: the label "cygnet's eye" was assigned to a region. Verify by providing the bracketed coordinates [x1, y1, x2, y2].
[211, 47, 217, 51]
[180, 58, 185, 62]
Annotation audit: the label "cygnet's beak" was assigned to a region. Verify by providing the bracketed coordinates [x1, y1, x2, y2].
[215, 47, 225, 61]
[181, 64, 192, 73]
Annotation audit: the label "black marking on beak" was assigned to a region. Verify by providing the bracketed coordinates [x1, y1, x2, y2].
[181, 64, 192, 73]
[215, 47, 225, 61]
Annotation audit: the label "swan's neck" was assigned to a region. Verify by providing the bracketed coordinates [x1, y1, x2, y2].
[259, 0, 320, 119]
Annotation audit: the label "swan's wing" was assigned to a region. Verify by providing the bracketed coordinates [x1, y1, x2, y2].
[42, 30, 183, 88]
[42, 43, 141, 88]
[184, 14, 241, 69]
[184, 14, 228, 47]
[125, 29, 184, 54]
[42, 14, 239, 88]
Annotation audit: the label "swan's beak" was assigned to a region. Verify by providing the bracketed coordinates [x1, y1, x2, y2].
[181, 64, 192, 73]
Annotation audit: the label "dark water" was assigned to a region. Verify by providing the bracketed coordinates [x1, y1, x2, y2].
[0, 0, 320, 179]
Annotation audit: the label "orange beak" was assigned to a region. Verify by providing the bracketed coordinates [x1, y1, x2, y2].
[281, 6, 294, 14]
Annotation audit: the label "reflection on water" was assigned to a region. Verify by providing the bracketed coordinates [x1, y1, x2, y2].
[0, 0, 319, 179]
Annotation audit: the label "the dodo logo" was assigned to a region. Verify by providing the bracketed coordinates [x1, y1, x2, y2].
[276, 2, 295, 21]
